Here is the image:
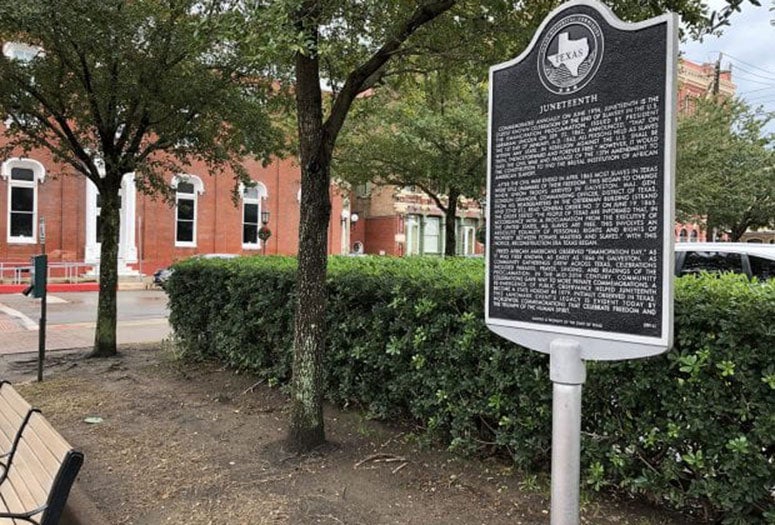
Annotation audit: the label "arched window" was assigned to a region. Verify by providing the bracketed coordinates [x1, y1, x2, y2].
[689, 229, 698, 242]
[1, 158, 45, 244]
[241, 182, 267, 249]
[172, 175, 204, 247]
[678, 228, 688, 243]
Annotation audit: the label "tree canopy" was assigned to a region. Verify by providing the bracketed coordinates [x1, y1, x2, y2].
[231, 0, 758, 451]
[677, 98, 775, 241]
[334, 73, 487, 256]
[0, 0, 282, 356]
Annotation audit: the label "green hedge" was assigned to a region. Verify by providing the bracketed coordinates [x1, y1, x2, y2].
[167, 256, 775, 523]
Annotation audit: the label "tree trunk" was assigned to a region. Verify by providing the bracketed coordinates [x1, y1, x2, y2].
[288, 14, 330, 453]
[90, 184, 120, 358]
[730, 221, 749, 242]
[444, 188, 460, 257]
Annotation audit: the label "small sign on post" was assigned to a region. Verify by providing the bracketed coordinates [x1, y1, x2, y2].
[485, 1, 677, 523]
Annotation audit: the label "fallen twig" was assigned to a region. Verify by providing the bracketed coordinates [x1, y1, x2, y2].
[354, 453, 406, 469]
[241, 378, 265, 396]
[391, 462, 408, 474]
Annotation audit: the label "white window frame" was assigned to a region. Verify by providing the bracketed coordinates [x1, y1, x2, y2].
[1, 158, 45, 244]
[458, 219, 477, 256]
[406, 214, 421, 255]
[423, 216, 442, 255]
[172, 174, 204, 248]
[241, 181, 267, 250]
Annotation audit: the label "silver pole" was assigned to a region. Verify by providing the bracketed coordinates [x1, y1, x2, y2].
[550, 339, 586, 525]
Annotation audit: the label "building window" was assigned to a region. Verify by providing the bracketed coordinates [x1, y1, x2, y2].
[423, 216, 441, 254]
[242, 182, 267, 249]
[9, 169, 35, 240]
[406, 215, 421, 255]
[457, 218, 477, 255]
[172, 175, 203, 247]
[2, 158, 45, 244]
[678, 228, 688, 243]
[689, 229, 698, 242]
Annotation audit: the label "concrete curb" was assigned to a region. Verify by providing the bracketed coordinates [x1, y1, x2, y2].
[0, 282, 158, 294]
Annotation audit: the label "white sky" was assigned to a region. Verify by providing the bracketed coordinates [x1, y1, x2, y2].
[681, 0, 775, 129]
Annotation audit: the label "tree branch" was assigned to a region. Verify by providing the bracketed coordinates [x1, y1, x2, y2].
[322, 0, 456, 158]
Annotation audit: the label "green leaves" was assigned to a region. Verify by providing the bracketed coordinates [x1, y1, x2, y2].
[676, 98, 775, 240]
[167, 243, 775, 523]
[0, 0, 283, 192]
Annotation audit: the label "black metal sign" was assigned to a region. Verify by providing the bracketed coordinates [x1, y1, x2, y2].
[486, 0, 676, 359]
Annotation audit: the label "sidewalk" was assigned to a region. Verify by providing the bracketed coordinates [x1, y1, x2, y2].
[0, 311, 170, 355]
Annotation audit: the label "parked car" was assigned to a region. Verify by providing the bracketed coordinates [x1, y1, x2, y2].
[153, 253, 240, 288]
[152, 267, 174, 287]
[674, 243, 775, 280]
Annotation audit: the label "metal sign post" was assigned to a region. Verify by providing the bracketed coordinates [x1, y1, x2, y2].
[485, 1, 677, 523]
[549, 340, 585, 523]
[37, 255, 47, 382]
[38, 217, 47, 382]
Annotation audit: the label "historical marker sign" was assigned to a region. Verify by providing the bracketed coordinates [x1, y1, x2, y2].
[486, 0, 677, 360]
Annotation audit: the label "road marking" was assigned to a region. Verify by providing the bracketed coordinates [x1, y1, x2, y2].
[0, 304, 38, 331]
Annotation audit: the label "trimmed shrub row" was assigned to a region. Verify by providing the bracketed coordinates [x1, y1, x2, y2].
[166, 256, 774, 523]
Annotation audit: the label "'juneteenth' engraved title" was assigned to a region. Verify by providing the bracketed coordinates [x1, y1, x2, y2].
[539, 93, 598, 114]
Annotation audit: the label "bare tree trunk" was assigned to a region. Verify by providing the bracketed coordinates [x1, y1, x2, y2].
[444, 188, 460, 257]
[288, 8, 330, 452]
[90, 184, 120, 358]
[285, 0, 457, 453]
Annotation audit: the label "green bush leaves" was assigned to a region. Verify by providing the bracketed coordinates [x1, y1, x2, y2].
[168, 258, 774, 523]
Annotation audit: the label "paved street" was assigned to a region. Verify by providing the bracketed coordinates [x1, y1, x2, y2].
[0, 290, 171, 354]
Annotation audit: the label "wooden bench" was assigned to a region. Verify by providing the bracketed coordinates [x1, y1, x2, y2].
[0, 382, 83, 525]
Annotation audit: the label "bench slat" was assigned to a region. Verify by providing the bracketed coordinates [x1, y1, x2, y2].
[16, 432, 57, 487]
[0, 408, 19, 453]
[12, 438, 53, 505]
[0, 387, 83, 525]
[0, 467, 38, 518]
[0, 387, 31, 421]
[0, 487, 23, 524]
[25, 416, 71, 463]
[0, 386, 32, 456]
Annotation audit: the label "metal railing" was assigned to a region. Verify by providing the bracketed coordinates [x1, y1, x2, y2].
[0, 261, 97, 285]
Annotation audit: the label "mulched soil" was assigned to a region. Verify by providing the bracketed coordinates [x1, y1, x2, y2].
[1, 345, 689, 524]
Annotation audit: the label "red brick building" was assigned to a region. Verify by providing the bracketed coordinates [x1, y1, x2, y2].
[0, 57, 740, 279]
[0, 142, 352, 277]
[350, 184, 484, 257]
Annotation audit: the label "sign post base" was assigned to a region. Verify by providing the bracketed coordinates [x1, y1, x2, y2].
[550, 339, 586, 525]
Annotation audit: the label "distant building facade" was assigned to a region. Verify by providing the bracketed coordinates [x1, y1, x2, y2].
[350, 184, 483, 257]
[0, 55, 757, 278]
[0, 145, 351, 275]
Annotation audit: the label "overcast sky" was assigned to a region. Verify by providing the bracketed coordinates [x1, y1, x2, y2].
[681, 0, 775, 130]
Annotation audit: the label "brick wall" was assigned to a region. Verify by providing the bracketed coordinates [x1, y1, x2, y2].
[1, 140, 347, 273]
[364, 216, 398, 256]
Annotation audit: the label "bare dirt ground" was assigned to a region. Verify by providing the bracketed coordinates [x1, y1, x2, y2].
[2, 345, 688, 525]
